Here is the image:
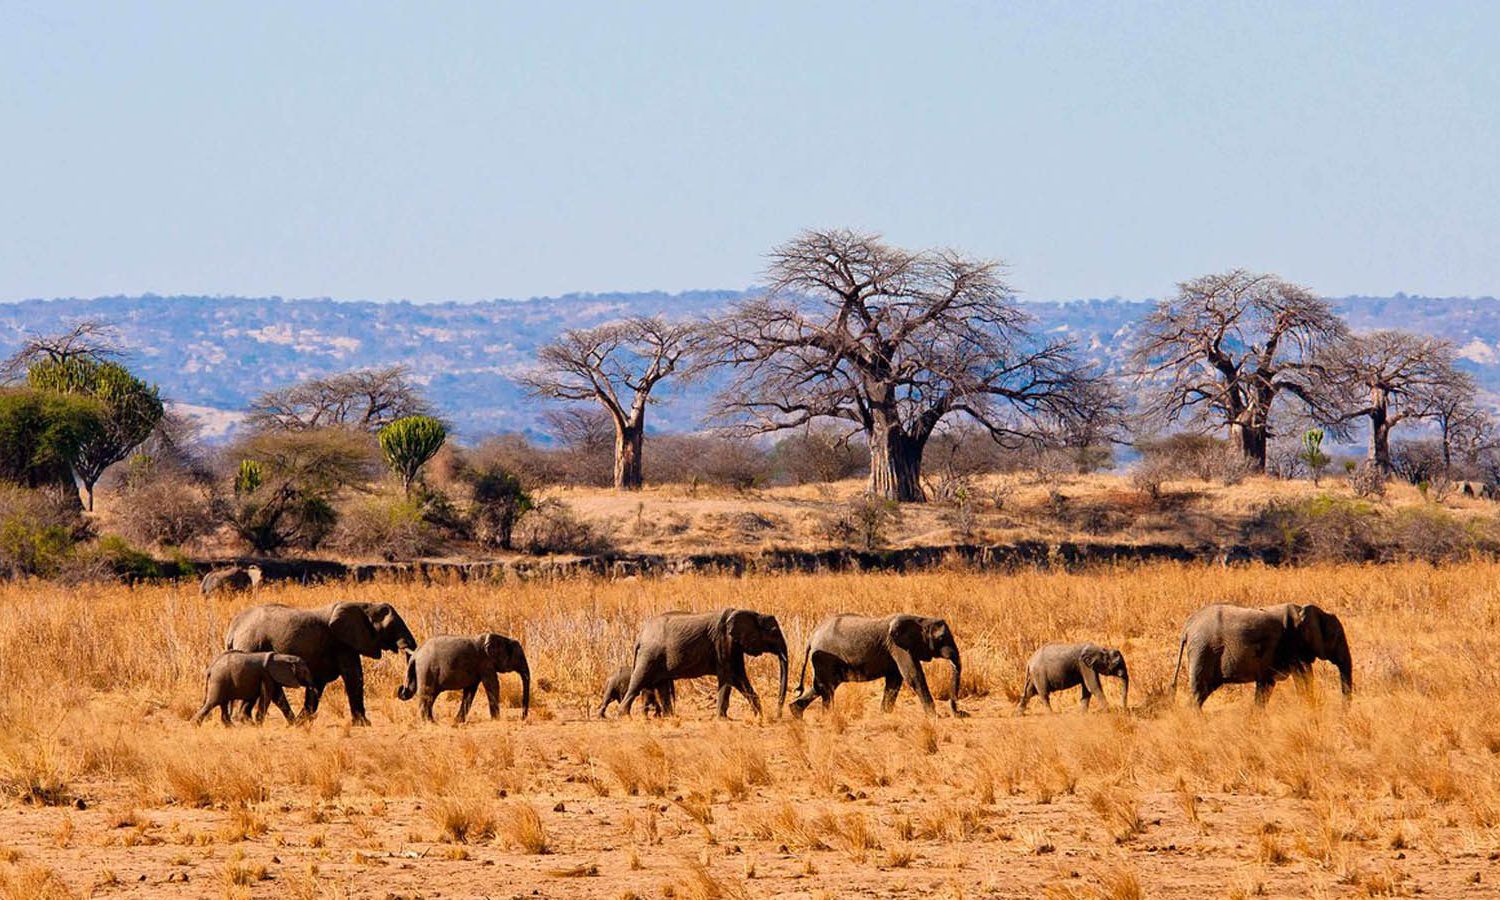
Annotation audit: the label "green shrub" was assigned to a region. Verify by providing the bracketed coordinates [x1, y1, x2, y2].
[0, 485, 87, 578]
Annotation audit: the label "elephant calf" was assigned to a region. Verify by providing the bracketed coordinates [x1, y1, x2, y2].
[1017, 642, 1129, 714]
[397, 633, 531, 723]
[789, 613, 965, 718]
[598, 665, 672, 718]
[193, 650, 313, 725]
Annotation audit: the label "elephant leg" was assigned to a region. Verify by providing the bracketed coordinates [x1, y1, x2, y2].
[1017, 676, 1035, 715]
[254, 689, 270, 724]
[620, 664, 658, 717]
[660, 681, 676, 716]
[219, 702, 233, 726]
[338, 656, 370, 726]
[270, 686, 296, 724]
[419, 687, 438, 723]
[899, 657, 936, 715]
[299, 684, 323, 721]
[715, 678, 735, 717]
[1254, 680, 1276, 706]
[1037, 683, 1054, 712]
[482, 673, 501, 719]
[456, 685, 477, 723]
[1079, 687, 1092, 713]
[237, 698, 257, 723]
[192, 700, 213, 725]
[881, 670, 902, 712]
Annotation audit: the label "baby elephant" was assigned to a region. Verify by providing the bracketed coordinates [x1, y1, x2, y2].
[193, 650, 313, 725]
[597, 665, 673, 718]
[1017, 643, 1129, 714]
[397, 633, 531, 722]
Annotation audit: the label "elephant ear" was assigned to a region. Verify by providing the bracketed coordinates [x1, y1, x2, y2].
[481, 633, 506, 663]
[1078, 645, 1107, 672]
[329, 603, 381, 659]
[888, 616, 924, 653]
[719, 609, 753, 658]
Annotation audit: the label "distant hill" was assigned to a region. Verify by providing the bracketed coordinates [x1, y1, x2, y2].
[0, 292, 1494, 441]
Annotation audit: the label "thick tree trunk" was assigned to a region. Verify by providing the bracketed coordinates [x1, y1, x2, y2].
[1370, 414, 1392, 472]
[1230, 422, 1268, 471]
[614, 423, 644, 491]
[868, 423, 925, 502]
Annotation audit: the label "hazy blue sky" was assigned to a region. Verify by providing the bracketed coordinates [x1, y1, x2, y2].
[3, 2, 1496, 302]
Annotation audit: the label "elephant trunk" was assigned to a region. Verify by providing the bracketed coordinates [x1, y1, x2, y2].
[945, 645, 963, 716]
[1331, 638, 1353, 699]
[396, 654, 416, 701]
[518, 660, 531, 720]
[775, 648, 788, 718]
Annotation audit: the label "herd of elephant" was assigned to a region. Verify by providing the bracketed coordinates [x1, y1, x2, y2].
[192, 600, 1355, 727]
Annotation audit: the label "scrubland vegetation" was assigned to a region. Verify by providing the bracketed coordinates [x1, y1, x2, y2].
[1, 562, 1498, 897]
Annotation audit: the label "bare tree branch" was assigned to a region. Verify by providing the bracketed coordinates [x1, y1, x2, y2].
[703, 229, 1117, 501]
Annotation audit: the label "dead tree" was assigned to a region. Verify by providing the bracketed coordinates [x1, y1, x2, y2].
[3, 321, 121, 381]
[247, 366, 431, 432]
[1319, 331, 1467, 471]
[520, 317, 695, 491]
[705, 229, 1113, 502]
[1132, 269, 1346, 471]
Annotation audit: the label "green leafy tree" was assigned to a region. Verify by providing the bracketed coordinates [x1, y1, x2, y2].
[379, 416, 447, 496]
[0, 388, 107, 494]
[27, 358, 164, 510]
[214, 429, 377, 555]
[1300, 428, 1332, 485]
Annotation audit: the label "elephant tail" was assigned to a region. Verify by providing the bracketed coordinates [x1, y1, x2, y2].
[396, 654, 416, 701]
[1170, 633, 1187, 698]
[795, 643, 811, 694]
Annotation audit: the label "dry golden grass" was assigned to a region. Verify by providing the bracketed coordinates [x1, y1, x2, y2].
[0, 562, 1497, 895]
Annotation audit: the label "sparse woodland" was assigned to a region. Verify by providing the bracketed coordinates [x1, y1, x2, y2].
[0, 231, 1494, 576]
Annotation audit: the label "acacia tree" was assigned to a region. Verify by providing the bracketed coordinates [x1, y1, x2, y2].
[706, 229, 1112, 502]
[1319, 331, 1468, 471]
[1132, 269, 1347, 470]
[27, 358, 164, 510]
[520, 317, 695, 491]
[247, 366, 431, 432]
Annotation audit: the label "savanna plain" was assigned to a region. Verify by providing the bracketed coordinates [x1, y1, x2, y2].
[2, 563, 1498, 899]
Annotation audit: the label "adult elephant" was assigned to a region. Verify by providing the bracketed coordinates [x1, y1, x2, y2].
[1172, 603, 1352, 708]
[620, 608, 788, 719]
[789, 613, 965, 718]
[225, 601, 417, 725]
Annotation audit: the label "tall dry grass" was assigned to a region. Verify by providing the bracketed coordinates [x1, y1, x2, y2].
[0, 562, 1497, 896]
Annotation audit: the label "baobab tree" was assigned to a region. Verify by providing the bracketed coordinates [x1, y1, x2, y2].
[247, 366, 431, 432]
[1319, 331, 1468, 471]
[520, 317, 696, 491]
[706, 229, 1112, 502]
[1132, 269, 1347, 470]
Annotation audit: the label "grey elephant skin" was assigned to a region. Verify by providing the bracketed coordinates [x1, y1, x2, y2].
[397, 633, 530, 722]
[620, 608, 788, 718]
[1172, 603, 1353, 707]
[193, 650, 313, 725]
[1017, 642, 1128, 713]
[598, 665, 672, 718]
[225, 601, 417, 725]
[201, 566, 261, 596]
[789, 613, 965, 718]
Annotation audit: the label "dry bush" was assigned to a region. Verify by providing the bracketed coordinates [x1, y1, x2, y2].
[110, 475, 213, 549]
[328, 493, 445, 560]
[513, 499, 613, 554]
